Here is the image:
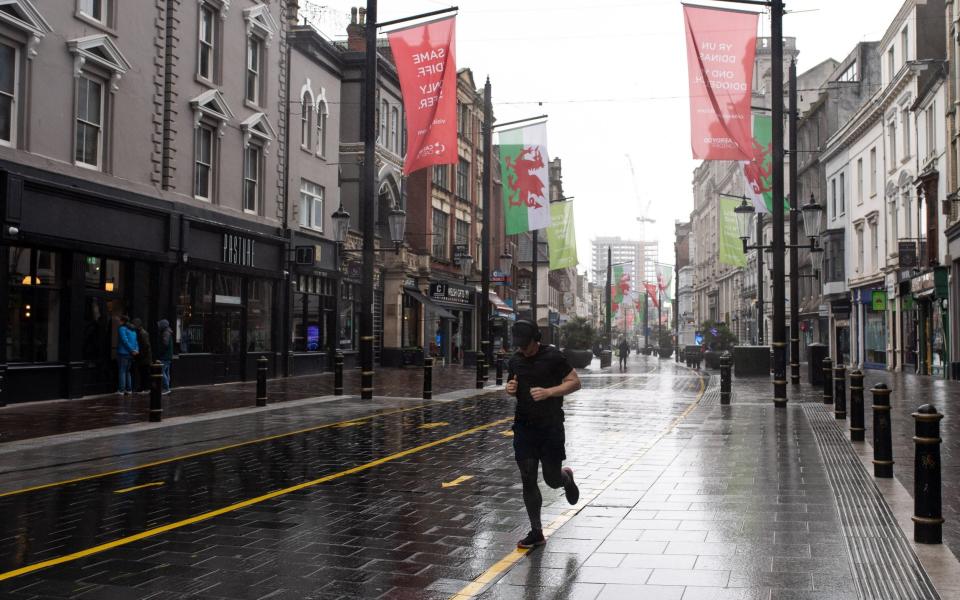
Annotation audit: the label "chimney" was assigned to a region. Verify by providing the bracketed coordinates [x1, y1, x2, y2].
[347, 7, 365, 52]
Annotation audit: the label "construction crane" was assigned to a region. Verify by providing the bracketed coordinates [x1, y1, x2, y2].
[626, 154, 656, 284]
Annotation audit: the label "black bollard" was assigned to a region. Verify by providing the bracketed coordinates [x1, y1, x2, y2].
[149, 361, 163, 422]
[848, 370, 865, 442]
[822, 357, 833, 404]
[912, 404, 944, 544]
[871, 383, 893, 478]
[719, 352, 731, 405]
[495, 352, 504, 386]
[256, 355, 268, 407]
[481, 341, 490, 382]
[833, 364, 846, 420]
[334, 351, 344, 396]
[476, 357, 485, 389]
[423, 356, 433, 400]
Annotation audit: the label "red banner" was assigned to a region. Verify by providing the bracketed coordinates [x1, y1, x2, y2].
[683, 5, 758, 160]
[388, 17, 457, 175]
[644, 282, 660, 309]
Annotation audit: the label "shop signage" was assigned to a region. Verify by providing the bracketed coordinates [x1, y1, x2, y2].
[403, 277, 417, 289]
[911, 271, 935, 295]
[491, 270, 511, 284]
[831, 299, 851, 317]
[871, 290, 887, 311]
[429, 282, 473, 306]
[223, 234, 255, 267]
[898, 241, 917, 269]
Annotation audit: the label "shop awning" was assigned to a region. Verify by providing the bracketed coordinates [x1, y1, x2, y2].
[488, 291, 515, 318]
[404, 288, 456, 320]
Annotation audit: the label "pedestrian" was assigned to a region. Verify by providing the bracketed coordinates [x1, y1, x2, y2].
[115, 315, 139, 395]
[157, 319, 174, 394]
[131, 318, 153, 393]
[505, 320, 582, 549]
[618, 337, 630, 371]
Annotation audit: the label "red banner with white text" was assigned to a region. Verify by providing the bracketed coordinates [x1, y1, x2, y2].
[388, 17, 458, 175]
[683, 5, 758, 160]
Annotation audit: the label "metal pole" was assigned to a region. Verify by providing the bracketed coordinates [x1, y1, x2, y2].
[359, 0, 378, 401]
[675, 246, 680, 362]
[757, 212, 764, 345]
[605, 246, 612, 349]
[789, 58, 800, 386]
[481, 78, 492, 369]
[771, 0, 788, 407]
[531, 229, 539, 334]
[644, 291, 649, 349]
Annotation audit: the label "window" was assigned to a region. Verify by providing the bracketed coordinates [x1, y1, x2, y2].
[856, 159, 863, 205]
[316, 100, 328, 157]
[245, 36, 263, 105]
[855, 225, 864, 273]
[7, 247, 61, 363]
[75, 75, 103, 169]
[903, 191, 912, 239]
[293, 275, 335, 352]
[380, 99, 388, 145]
[458, 102, 469, 138]
[300, 91, 311, 148]
[869, 147, 877, 196]
[837, 62, 858, 83]
[79, 0, 105, 23]
[243, 145, 261, 213]
[888, 198, 898, 251]
[925, 104, 936, 159]
[456, 158, 470, 200]
[888, 47, 895, 81]
[432, 209, 449, 258]
[390, 106, 399, 153]
[839, 172, 845, 215]
[194, 125, 214, 200]
[339, 281, 357, 349]
[299, 179, 324, 230]
[247, 279, 274, 352]
[869, 219, 878, 272]
[455, 218, 469, 248]
[830, 178, 836, 219]
[0, 41, 16, 146]
[198, 4, 216, 81]
[888, 120, 897, 166]
[901, 27, 908, 64]
[433, 165, 449, 190]
[901, 108, 910, 160]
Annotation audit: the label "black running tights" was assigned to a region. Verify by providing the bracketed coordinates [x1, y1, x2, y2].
[516, 458, 569, 531]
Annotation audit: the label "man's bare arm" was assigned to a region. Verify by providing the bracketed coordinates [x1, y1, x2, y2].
[530, 369, 581, 401]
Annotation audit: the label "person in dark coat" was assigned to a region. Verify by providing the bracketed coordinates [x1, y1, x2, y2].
[157, 319, 174, 394]
[131, 318, 153, 393]
[617, 337, 630, 371]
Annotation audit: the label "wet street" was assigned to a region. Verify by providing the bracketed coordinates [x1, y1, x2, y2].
[0, 356, 956, 600]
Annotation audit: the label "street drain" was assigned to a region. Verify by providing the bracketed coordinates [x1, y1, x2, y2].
[804, 404, 940, 600]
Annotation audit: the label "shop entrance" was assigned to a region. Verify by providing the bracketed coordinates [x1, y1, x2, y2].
[81, 257, 128, 395]
[211, 302, 243, 383]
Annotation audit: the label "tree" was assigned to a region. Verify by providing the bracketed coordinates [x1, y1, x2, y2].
[560, 316, 597, 350]
[699, 320, 738, 351]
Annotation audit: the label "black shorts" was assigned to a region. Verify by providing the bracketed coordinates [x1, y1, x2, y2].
[513, 421, 566, 462]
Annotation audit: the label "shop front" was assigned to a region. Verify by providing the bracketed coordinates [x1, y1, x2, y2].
[829, 298, 851, 365]
[949, 220, 960, 379]
[854, 284, 886, 370]
[909, 267, 949, 377]
[380, 276, 455, 368]
[288, 237, 339, 375]
[428, 280, 474, 365]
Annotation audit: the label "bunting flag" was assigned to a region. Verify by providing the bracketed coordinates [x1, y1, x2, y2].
[499, 123, 551, 234]
[546, 201, 578, 270]
[643, 282, 660, 309]
[683, 5, 758, 160]
[388, 17, 457, 175]
[719, 196, 747, 267]
[741, 114, 788, 213]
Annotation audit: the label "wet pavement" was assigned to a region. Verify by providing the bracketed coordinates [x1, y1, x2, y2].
[0, 355, 955, 599]
[0, 365, 480, 444]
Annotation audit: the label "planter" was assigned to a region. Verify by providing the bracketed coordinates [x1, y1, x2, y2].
[562, 348, 593, 369]
[732, 345, 770, 377]
[704, 350, 721, 369]
[658, 347, 674, 359]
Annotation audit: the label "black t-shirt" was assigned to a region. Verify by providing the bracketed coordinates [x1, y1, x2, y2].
[507, 344, 573, 426]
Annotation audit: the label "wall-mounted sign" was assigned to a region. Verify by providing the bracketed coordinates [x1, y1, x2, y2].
[898, 241, 917, 269]
[223, 234, 255, 267]
[429, 281, 473, 306]
[871, 290, 887, 311]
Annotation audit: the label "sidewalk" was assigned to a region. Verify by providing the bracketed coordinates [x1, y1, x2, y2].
[0, 364, 480, 444]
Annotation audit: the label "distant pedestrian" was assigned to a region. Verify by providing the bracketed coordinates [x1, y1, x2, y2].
[617, 337, 630, 371]
[157, 319, 174, 394]
[115, 315, 139, 394]
[131, 318, 153, 393]
[505, 320, 582, 549]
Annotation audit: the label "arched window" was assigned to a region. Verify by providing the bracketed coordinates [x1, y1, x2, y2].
[300, 91, 312, 148]
[316, 100, 328, 158]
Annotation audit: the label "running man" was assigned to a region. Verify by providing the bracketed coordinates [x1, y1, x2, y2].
[505, 320, 582, 549]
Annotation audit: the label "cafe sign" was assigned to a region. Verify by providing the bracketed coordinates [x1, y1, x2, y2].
[429, 281, 474, 306]
[223, 234, 255, 267]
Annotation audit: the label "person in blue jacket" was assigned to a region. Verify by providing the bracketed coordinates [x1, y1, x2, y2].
[116, 315, 139, 394]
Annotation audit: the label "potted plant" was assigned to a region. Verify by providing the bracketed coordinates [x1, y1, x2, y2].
[657, 329, 674, 359]
[699, 319, 738, 368]
[560, 316, 596, 369]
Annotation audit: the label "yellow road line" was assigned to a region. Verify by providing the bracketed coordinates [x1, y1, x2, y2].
[113, 482, 165, 494]
[0, 417, 513, 582]
[418, 422, 449, 429]
[500, 429, 514, 437]
[334, 420, 369, 428]
[451, 367, 707, 599]
[0, 403, 440, 499]
[441, 475, 473, 488]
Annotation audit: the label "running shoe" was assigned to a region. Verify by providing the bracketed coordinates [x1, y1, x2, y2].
[517, 529, 546, 548]
[562, 466, 579, 505]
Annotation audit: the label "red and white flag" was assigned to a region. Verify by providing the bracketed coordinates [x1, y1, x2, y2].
[388, 17, 457, 174]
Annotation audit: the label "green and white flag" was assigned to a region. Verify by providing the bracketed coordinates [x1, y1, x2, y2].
[546, 201, 577, 270]
[742, 114, 788, 214]
[719, 196, 747, 267]
[499, 123, 551, 235]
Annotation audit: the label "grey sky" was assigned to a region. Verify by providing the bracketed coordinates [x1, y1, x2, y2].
[307, 0, 907, 281]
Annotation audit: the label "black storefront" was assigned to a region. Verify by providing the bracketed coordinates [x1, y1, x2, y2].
[287, 234, 341, 374]
[1, 162, 285, 404]
[428, 280, 474, 365]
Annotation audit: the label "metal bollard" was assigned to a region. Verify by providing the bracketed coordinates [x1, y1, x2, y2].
[912, 404, 944, 544]
[848, 370, 865, 442]
[833, 364, 846, 420]
[333, 351, 344, 396]
[481, 341, 490, 382]
[256, 356, 268, 407]
[149, 361, 163, 422]
[476, 357, 485, 389]
[871, 383, 893, 478]
[822, 357, 833, 404]
[423, 356, 433, 400]
[495, 352, 504, 386]
[719, 352, 731, 405]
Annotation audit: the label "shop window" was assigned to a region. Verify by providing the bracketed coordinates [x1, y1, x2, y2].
[339, 281, 357, 350]
[247, 278, 273, 352]
[293, 275, 334, 352]
[83, 256, 122, 293]
[7, 247, 61, 363]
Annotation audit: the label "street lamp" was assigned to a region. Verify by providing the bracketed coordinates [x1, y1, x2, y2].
[331, 202, 406, 252]
[800, 193, 824, 242]
[457, 254, 474, 281]
[499, 252, 513, 275]
[810, 246, 824, 274]
[734, 199, 755, 248]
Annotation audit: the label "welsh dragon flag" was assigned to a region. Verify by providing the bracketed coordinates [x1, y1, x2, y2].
[499, 123, 551, 235]
[742, 114, 788, 214]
